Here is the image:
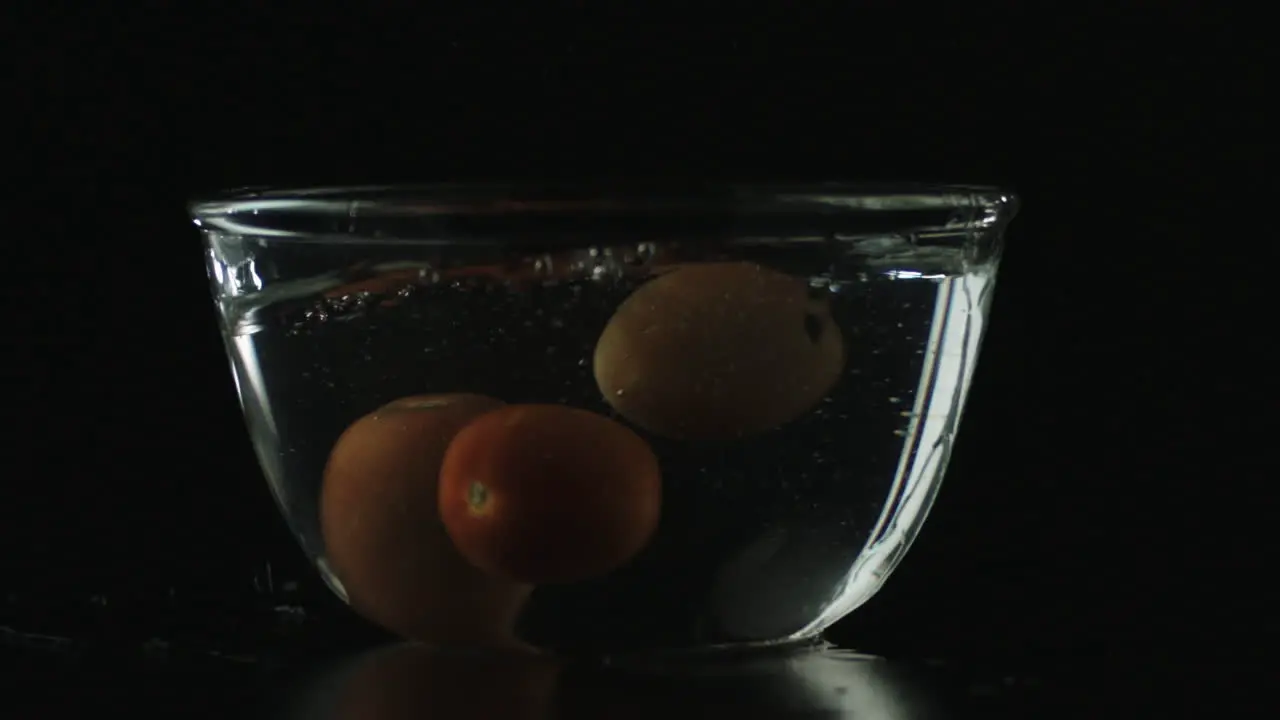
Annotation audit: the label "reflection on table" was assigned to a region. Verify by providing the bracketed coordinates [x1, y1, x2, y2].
[281, 642, 947, 719]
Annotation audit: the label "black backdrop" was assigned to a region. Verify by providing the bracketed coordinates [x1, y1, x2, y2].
[5, 5, 1268, 712]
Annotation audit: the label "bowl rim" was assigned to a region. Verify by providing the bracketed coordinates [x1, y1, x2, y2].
[188, 183, 1020, 243]
[189, 182, 1017, 214]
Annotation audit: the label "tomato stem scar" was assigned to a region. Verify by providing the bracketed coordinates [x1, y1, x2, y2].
[467, 481, 491, 516]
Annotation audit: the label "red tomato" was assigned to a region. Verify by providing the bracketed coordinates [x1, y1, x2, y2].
[438, 404, 662, 584]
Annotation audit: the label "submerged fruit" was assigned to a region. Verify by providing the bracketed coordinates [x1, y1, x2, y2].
[593, 261, 845, 441]
[438, 404, 662, 584]
[320, 393, 531, 647]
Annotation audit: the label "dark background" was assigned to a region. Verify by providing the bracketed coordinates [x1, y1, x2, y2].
[5, 5, 1268, 714]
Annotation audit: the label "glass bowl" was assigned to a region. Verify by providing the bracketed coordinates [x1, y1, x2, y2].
[191, 183, 1019, 657]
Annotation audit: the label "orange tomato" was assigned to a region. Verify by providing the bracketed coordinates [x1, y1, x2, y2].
[438, 404, 662, 584]
[320, 394, 532, 647]
[594, 261, 845, 441]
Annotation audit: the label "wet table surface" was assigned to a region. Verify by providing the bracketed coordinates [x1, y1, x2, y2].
[2, 621, 1260, 718]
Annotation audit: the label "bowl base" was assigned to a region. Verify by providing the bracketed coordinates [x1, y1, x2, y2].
[588, 634, 830, 673]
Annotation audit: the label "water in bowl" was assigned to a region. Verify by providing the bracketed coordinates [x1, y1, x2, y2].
[213, 239, 994, 656]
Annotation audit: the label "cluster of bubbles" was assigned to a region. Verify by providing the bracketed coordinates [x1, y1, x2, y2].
[284, 243, 662, 335]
